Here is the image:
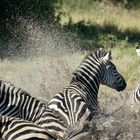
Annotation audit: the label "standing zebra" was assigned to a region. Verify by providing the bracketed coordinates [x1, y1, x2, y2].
[0, 115, 56, 140]
[134, 84, 140, 103]
[47, 50, 127, 138]
[0, 79, 67, 138]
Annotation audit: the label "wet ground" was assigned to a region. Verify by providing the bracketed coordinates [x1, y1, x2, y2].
[78, 91, 140, 140]
[1, 56, 139, 140]
[0, 17, 139, 139]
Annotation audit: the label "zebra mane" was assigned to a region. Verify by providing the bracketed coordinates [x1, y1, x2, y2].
[89, 49, 111, 60]
[82, 49, 112, 64]
[72, 49, 111, 78]
[70, 49, 108, 83]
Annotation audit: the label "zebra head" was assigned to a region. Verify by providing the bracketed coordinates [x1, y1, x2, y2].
[72, 50, 126, 93]
[99, 50, 126, 91]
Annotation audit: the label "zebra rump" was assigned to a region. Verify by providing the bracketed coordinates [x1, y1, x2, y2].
[0, 115, 56, 140]
[0, 79, 67, 139]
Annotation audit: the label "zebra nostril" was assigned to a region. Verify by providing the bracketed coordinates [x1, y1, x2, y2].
[114, 80, 127, 91]
[114, 78, 127, 91]
[120, 78, 127, 87]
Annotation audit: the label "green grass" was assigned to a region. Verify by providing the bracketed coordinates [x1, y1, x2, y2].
[57, 1, 140, 33]
[0, 47, 139, 100]
[111, 47, 139, 90]
[1, 0, 140, 98]
[57, 0, 140, 94]
[100, 46, 140, 94]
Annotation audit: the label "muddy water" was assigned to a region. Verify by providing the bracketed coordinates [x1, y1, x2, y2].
[79, 91, 140, 140]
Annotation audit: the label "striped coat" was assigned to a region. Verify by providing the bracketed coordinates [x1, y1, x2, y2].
[0, 115, 56, 140]
[47, 50, 126, 138]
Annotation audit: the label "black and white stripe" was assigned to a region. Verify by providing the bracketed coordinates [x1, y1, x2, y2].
[0, 79, 67, 138]
[47, 50, 127, 138]
[35, 107, 67, 138]
[0, 50, 127, 139]
[0, 78, 46, 121]
[134, 84, 140, 103]
[0, 115, 56, 140]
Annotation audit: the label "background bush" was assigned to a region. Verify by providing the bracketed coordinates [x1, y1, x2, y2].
[0, 0, 140, 58]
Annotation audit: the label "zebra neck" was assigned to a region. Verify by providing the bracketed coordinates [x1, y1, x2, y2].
[69, 80, 99, 111]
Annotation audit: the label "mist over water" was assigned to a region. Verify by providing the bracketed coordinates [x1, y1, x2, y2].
[1, 18, 140, 139]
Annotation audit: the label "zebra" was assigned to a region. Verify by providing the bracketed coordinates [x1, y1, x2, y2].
[0, 115, 56, 140]
[0, 79, 67, 138]
[47, 50, 127, 138]
[134, 84, 140, 103]
[0, 79, 45, 121]
[0, 50, 127, 139]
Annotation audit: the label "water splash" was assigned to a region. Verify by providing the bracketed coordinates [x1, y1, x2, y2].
[0, 17, 140, 140]
[0, 17, 82, 100]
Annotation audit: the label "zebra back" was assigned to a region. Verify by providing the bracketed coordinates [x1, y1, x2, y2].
[0, 79, 46, 121]
[0, 78, 68, 139]
[0, 115, 56, 140]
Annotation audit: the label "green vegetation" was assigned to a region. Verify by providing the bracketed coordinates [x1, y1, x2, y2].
[1, 0, 140, 57]
[0, 46, 139, 98]
[0, 0, 140, 93]
[57, 0, 140, 50]
[58, 0, 140, 30]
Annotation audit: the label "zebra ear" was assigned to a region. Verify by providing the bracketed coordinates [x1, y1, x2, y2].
[103, 51, 112, 61]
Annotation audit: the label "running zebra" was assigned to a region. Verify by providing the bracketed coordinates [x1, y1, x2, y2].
[0, 50, 126, 139]
[47, 50, 127, 138]
[0, 115, 56, 140]
[0, 79, 67, 138]
[134, 84, 140, 103]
